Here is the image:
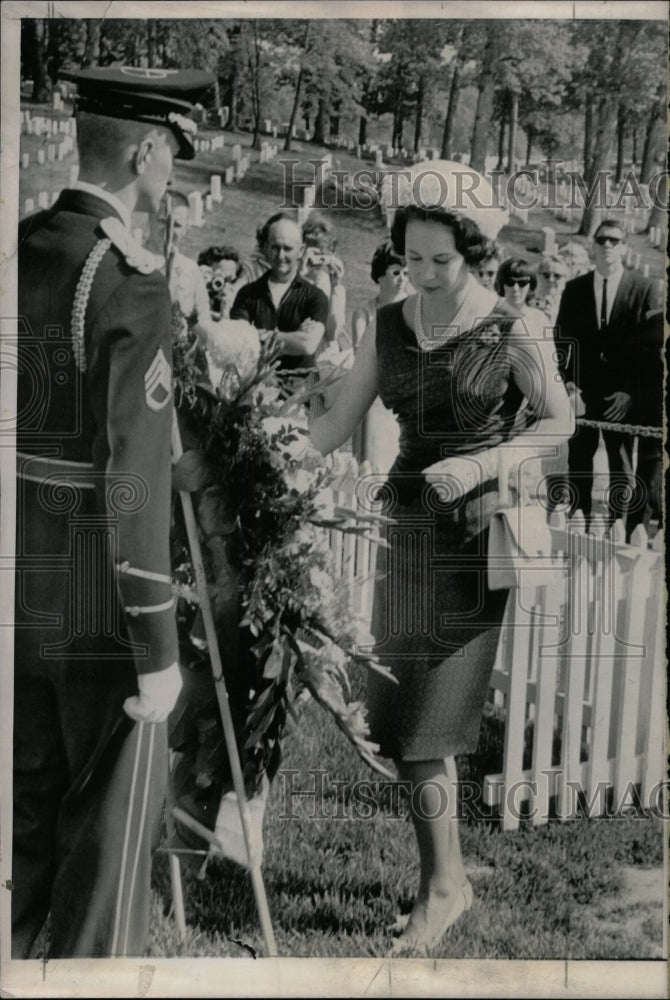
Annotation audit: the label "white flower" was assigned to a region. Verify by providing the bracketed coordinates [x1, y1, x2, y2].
[284, 467, 319, 494]
[206, 319, 261, 386]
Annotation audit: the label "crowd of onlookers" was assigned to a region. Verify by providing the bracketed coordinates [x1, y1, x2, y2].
[158, 191, 662, 538]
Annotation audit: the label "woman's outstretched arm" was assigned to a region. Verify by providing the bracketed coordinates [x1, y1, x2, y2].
[309, 321, 379, 456]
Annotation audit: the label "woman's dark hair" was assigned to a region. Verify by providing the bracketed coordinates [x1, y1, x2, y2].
[197, 244, 243, 279]
[494, 257, 537, 297]
[256, 211, 298, 249]
[390, 205, 493, 267]
[371, 241, 405, 284]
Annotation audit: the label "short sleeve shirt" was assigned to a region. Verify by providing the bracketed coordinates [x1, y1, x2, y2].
[230, 271, 328, 371]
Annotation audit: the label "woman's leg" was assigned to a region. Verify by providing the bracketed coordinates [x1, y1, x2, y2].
[394, 758, 467, 950]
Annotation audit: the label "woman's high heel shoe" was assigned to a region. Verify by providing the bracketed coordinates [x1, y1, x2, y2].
[462, 878, 474, 910]
[391, 885, 468, 956]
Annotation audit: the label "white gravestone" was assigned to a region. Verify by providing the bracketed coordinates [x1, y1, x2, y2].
[210, 175, 222, 202]
[188, 191, 204, 227]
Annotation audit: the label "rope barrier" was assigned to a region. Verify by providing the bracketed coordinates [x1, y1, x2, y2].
[576, 417, 663, 439]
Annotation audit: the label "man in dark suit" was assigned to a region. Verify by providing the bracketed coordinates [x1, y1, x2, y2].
[625, 307, 664, 540]
[555, 219, 660, 523]
[13, 66, 213, 958]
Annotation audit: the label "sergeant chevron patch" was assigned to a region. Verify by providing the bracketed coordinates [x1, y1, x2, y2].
[144, 348, 171, 411]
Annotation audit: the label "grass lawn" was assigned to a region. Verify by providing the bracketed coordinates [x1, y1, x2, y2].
[16, 102, 667, 962]
[149, 691, 665, 960]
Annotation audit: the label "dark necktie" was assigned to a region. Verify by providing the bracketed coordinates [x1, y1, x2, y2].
[600, 278, 608, 332]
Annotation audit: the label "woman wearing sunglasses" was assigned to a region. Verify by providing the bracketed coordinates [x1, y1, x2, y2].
[533, 254, 568, 324]
[494, 257, 547, 327]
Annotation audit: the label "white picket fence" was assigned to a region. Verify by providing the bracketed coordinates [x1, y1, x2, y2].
[324, 463, 666, 831]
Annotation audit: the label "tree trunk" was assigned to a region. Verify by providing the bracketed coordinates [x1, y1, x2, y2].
[29, 19, 51, 102]
[507, 90, 518, 173]
[284, 23, 309, 152]
[496, 100, 506, 171]
[525, 126, 534, 165]
[615, 102, 626, 183]
[251, 23, 262, 150]
[579, 95, 618, 235]
[358, 114, 367, 147]
[413, 76, 424, 153]
[640, 100, 663, 184]
[392, 103, 404, 151]
[83, 20, 101, 66]
[313, 98, 327, 145]
[440, 59, 461, 159]
[583, 90, 594, 183]
[631, 126, 638, 166]
[146, 19, 156, 67]
[469, 28, 496, 173]
[644, 201, 665, 235]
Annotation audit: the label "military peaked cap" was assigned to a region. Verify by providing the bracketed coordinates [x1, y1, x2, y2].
[60, 66, 216, 159]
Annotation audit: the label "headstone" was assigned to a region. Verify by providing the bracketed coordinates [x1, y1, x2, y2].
[205, 193, 213, 212]
[25, 197, 34, 214]
[232, 143, 242, 162]
[210, 174, 222, 202]
[187, 191, 204, 227]
[48, 144, 57, 162]
[37, 148, 46, 165]
[375, 149, 383, 168]
[272, 126, 277, 138]
[25, 118, 34, 135]
[53, 92, 62, 111]
[21, 153, 29, 169]
[70, 164, 79, 185]
[625, 246, 634, 267]
[224, 165, 235, 185]
[541, 226, 556, 254]
[634, 252, 642, 269]
[38, 191, 49, 209]
[264, 119, 272, 133]
[356, 144, 362, 159]
[642, 263, 650, 278]
[57, 142, 65, 160]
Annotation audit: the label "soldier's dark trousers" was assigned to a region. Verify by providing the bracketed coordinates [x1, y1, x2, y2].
[12, 659, 167, 958]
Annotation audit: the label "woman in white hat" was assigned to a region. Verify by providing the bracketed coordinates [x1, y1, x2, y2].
[310, 161, 573, 954]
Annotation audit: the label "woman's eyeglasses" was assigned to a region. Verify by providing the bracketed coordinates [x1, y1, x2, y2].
[504, 277, 532, 288]
[478, 269, 497, 277]
[594, 235, 623, 246]
[541, 271, 565, 280]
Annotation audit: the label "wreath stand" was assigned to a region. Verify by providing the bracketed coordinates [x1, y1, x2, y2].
[166, 412, 278, 957]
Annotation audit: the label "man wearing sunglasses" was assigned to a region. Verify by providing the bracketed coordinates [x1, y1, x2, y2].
[555, 219, 660, 525]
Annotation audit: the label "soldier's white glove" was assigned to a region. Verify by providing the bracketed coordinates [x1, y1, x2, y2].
[123, 662, 183, 724]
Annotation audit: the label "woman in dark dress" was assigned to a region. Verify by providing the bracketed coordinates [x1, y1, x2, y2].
[310, 162, 572, 954]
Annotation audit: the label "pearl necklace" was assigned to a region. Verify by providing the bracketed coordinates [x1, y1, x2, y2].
[413, 282, 475, 351]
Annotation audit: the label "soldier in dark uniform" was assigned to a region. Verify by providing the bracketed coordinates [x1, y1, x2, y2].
[13, 67, 214, 958]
